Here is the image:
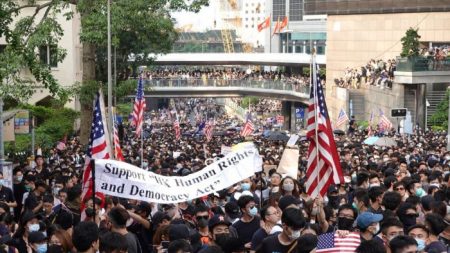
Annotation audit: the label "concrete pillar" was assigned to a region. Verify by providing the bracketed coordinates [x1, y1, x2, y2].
[281, 101, 292, 131]
[416, 83, 427, 129]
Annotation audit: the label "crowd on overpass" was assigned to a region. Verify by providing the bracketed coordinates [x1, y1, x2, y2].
[334, 59, 396, 90]
[141, 68, 311, 92]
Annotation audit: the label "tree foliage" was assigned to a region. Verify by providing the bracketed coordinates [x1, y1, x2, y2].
[429, 89, 449, 129]
[400, 27, 421, 58]
[0, 0, 74, 101]
[5, 104, 78, 157]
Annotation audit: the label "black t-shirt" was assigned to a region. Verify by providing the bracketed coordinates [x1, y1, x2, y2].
[424, 241, 447, 253]
[24, 192, 41, 212]
[0, 186, 15, 203]
[256, 234, 292, 253]
[231, 216, 261, 245]
[128, 220, 152, 253]
[251, 228, 268, 250]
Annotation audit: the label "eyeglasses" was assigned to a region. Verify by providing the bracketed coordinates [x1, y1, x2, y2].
[196, 215, 209, 220]
[266, 211, 279, 216]
[395, 187, 405, 191]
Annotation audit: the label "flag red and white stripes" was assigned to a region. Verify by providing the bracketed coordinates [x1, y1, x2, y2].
[113, 119, 124, 161]
[131, 77, 146, 138]
[317, 232, 361, 253]
[174, 119, 181, 140]
[204, 119, 214, 142]
[335, 108, 349, 128]
[367, 110, 374, 136]
[81, 91, 110, 212]
[240, 119, 255, 137]
[379, 109, 392, 131]
[305, 59, 344, 198]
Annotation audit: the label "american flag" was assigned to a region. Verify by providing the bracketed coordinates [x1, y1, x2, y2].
[316, 232, 361, 253]
[305, 58, 344, 198]
[378, 109, 392, 131]
[173, 118, 181, 140]
[335, 108, 349, 128]
[131, 77, 146, 138]
[367, 111, 374, 136]
[204, 119, 215, 142]
[113, 118, 125, 161]
[81, 91, 110, 212]
[240, 115, 255, 137]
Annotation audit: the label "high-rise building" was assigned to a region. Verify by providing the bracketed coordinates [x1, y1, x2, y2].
[265, 0, 327, 54]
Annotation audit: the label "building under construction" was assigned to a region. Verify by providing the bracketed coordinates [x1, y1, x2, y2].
[172, 30, 246, 53]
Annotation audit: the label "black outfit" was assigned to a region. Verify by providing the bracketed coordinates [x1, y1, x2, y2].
[0, 186, 15, 204]
[256, 234, 293, 253]
[128, 220, 152, 253]
[231, 216, 261, 245]
[13, 182, 26, 221]
[24, 191, 41, 212]
[251, 228, 268, 250]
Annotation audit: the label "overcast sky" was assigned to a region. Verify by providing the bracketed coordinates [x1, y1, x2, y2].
[171, 3, 216, 32]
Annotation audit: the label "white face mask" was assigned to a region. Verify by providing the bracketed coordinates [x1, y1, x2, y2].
[289, 229, 301, 240]
[373, 223, 380, 235]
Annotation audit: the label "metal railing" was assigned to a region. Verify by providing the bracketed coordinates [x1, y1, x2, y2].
[143, 78, 310, 94]
[396, 56, 450, 72]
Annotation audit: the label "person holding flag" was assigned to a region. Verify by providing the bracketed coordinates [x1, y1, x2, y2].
[80, 91, 111, 222]
[305, 53, 344, 198]
[174, 115, 181, 140]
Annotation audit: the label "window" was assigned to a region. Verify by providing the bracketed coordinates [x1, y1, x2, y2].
[39, 45, 58, 67]
[289, 0, 303, 21]
[272, 0, 286, 21]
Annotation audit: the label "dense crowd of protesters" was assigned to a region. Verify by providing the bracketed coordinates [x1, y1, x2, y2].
[137, 68, 310, 92]
[334, 59, 396, 90]
[0, 98, 449, 253]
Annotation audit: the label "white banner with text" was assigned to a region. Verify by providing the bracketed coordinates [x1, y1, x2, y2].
[94, 145, 262, 203]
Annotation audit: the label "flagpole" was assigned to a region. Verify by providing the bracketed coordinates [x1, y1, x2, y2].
[90, 158, 96, 221]
[312, 51, 321, 197]
[141, 123, 144, 169]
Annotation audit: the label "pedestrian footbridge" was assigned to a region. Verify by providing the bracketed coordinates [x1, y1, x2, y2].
[150, 53, 326, 67]
[140, 78, 310, 103]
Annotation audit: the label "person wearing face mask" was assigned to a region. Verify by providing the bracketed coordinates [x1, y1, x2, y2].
[406, 225, 429, 252]
[28, 231, 48, 253]
[356, 212, 383, 241]
[279, 177, 299, 198]
[231, 195, 260, 249]
[11, 211, 41, 253]
[194, 204, 211, 245]
[256, 208, 306, 253]
[380, 217, 405, 253]
[336, 204, 357, 231]
[396, 202, 418, 231]
[13, 168, 26, 222]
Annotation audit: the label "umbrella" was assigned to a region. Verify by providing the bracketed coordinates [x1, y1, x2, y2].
[333, 129, 345, 135]
[373, 137, 397, 147]
[267, 131, 289, 141]
[213, 131, 227, 136]
[364, 136, 379, 145]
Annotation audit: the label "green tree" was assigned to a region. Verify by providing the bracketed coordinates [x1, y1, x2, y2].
[400, 27, 421, 58]
[0, 1, 72, 102]
[2, 0, 209, 144]
[429, 89, 450, 130]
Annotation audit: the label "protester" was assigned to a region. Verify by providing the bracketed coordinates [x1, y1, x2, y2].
[2, 95, 449, 253]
